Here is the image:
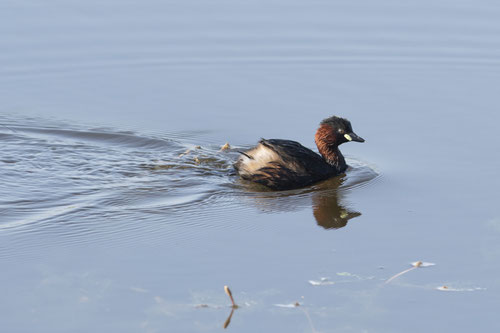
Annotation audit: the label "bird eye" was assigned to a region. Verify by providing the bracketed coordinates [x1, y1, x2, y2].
[338, 128, 344, 133]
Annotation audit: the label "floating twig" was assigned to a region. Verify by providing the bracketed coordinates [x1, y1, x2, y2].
[385, 261, 435, 284]
[223, 286, 238, 329]
[224, 285, 238, 308]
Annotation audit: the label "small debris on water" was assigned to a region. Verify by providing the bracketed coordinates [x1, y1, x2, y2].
[274, 302, 301, 308]
[179, 148, 191, 157]
[179, 145, 201, 157]
[412, 261, 435, 267]
[220, 143, 231, 151]
[195, 304, 209, 308]
[436, 285, 486, 292]
[308, 277, 335, 286]
[336, 272, 366, 279]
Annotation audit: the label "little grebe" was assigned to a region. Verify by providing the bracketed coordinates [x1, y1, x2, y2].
[234, 116, 364, 190]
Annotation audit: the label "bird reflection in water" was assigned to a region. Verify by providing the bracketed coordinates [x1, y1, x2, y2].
[311, 177, 361, 229]
[242, 173, 362, 229]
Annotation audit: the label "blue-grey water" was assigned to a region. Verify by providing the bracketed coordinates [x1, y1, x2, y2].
[1, 1, 500, 332]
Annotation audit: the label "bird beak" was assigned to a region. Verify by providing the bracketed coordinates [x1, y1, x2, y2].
[344, 132, 365, 143]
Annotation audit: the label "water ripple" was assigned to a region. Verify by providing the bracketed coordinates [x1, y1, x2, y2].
[0, 115, 377, 258]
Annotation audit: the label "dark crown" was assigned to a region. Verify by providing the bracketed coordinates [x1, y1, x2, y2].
[320, 116, 353, 132]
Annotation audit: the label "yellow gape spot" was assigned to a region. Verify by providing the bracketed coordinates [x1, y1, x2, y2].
[344, 134, 352, 141]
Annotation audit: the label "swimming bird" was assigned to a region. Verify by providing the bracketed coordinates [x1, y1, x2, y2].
[234, 116, 364, 190]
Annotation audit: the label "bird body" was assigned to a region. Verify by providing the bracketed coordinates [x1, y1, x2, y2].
[234, 116, 364, 190]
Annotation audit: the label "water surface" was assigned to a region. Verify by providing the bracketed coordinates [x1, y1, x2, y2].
[1, 1, 500, 332]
